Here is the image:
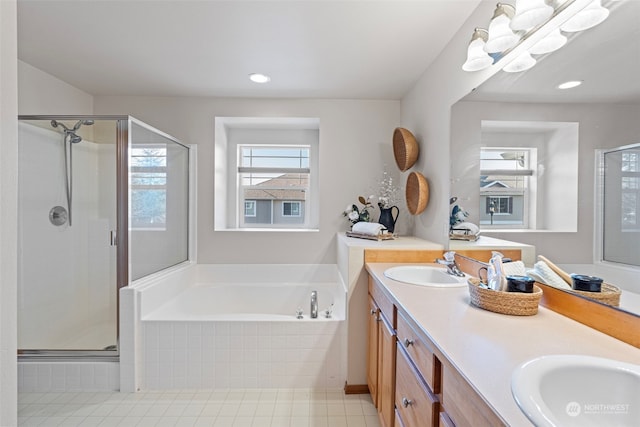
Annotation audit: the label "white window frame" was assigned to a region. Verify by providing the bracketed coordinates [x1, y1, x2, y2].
[244, 200, 257, 217]
[480, 147, 535, 229]
[282, 201, 302, 217]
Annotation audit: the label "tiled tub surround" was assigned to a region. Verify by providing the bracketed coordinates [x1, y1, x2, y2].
[123, 263, 348, 391]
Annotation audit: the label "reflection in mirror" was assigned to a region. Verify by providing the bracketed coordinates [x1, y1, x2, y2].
[601, 143, 640, 267]
[450, 0, 640, 317]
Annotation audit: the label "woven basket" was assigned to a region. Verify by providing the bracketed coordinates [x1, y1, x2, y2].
[406, 171, 429, 215]
[393, 127, 419, 171]
[468, 278, 542, 316]
[570, 283, 621, 307]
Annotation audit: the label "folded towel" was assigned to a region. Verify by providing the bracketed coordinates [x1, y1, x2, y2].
[526, 261, 571, 290]
[351, 222, 387, 236]
[450, 221, 480, 236]
[502, 260, 526, 277]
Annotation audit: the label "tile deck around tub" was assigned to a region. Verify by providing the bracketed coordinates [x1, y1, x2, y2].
[18, 388, 381, 427]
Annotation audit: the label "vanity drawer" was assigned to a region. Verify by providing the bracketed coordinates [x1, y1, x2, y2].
[396, 345, 438, 427]
[397, 311, 439, 393]
[369, 278, 395, 326]
[441, 360, 505, 427]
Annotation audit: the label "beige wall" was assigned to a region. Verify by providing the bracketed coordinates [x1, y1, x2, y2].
[400, 1, 502, 245]
[1, 0, 18, 424]
[94, 96, 402, 264]
[18, 60, 93, 115]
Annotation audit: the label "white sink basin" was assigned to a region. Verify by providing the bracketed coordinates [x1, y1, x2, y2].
[511, 355, 640, 427]
[383, 265, 467, 287]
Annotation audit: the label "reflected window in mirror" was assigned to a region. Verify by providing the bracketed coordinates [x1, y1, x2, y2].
[480, 147, 534, 228]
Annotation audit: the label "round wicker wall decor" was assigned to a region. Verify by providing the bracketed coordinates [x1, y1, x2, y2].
[393, 127, 419, 171]
[405, 171, 429, 215]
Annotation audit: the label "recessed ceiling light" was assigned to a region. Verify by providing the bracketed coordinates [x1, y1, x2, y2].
[557, 80, 583, 90]
[249, 73, 270, 84]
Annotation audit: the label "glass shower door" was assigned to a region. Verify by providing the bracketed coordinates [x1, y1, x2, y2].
[17, 118, 119, 353]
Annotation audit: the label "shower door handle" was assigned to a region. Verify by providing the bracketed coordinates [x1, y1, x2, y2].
[110, 230, 118, 246]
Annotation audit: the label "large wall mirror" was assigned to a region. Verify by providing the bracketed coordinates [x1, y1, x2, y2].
[450, 0, 640, 319]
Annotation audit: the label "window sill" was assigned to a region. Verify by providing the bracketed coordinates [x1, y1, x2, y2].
[481, 229, 578, 233]
[215, 227, 319, 232]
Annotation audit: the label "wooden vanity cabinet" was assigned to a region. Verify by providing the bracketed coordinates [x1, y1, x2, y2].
[368, 275, 505, 427]
[368, 280, 397, 427]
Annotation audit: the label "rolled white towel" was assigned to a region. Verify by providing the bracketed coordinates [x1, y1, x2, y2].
[526, 261, 571, 290]
[352, 222, 387, 236]
[502, 260, 526, 277]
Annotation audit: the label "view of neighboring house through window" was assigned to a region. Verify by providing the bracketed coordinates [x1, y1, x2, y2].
[480, 147, 535, 227]
[239, 145, 309, 227]
[131, 145, 167, 229]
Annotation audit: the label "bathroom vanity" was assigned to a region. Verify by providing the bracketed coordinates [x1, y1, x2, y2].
[365, 260, 640, 426]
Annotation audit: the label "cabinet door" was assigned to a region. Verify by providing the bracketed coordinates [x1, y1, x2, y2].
[379, 315, 396, 427]
[396, 346, 438, 427]
[367, 296, 380, 406]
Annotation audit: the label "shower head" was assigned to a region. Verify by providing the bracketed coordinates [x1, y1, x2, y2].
[72, 119, 95, 131]
[70, 135, 83, 144]
[51, 120, 71, 132]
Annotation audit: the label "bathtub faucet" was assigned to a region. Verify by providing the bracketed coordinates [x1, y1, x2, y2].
[310, 290, 318, 319]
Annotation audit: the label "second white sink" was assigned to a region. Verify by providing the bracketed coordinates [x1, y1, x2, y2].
[383, 265, 467, 287]
[512, 355, 640, 427]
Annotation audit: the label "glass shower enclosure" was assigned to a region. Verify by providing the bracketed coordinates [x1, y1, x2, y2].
[17, 116, 190, 357]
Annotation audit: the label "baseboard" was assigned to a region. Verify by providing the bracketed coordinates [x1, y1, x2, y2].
[344, 383, 370, 394]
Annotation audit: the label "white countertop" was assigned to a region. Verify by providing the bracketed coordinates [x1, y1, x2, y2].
[338, 232, 444, 250]
[366, 263, 640, 426]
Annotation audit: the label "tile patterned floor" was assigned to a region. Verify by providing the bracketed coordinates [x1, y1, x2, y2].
[18, 389, 381, 427]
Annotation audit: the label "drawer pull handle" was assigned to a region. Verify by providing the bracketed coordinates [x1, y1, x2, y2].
[370, 309, 377, 316]
[403, 338, 414, 348]
[402, 397, 413, 408]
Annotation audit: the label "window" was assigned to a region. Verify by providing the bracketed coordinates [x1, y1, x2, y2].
[244, 200, 256, 217]
[479, 148, 534, 228]
[486, 196, 513, 215]
[130, 145, 167, 229]
[282, 201, 301, 217]
[239, 145, 310, 227]
[214, 117, 320, 231]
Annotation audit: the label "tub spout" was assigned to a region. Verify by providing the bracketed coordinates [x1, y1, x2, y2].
[310, 290, 318, 319]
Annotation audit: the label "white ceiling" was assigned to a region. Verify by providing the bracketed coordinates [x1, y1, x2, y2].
[17, 0, 483, 99]
[464, 0, 640, 104]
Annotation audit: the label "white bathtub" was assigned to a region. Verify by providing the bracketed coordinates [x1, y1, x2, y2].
[123, 263, 348, 390]
[144, 282, 342, 321]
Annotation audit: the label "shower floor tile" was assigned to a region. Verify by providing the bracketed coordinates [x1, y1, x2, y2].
[18, 389, 381, 427]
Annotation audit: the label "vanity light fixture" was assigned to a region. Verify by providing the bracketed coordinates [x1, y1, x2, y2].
[557, 80, 583, 89]
[462, 0, 610, 73]
[248, 73, 271, 84]
[510, 0, 554, 31]
[462, 29, 495, 72]
[560, 0, 610, 32]
[484, 3, 520, 53]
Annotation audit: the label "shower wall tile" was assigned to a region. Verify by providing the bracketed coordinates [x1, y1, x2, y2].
[142, 320, 346, 390]
[18, 362, 119, 392]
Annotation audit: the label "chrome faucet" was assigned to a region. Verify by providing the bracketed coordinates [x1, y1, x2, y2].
[436, 251, 465, 277]
[310, 291, 318, 319]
